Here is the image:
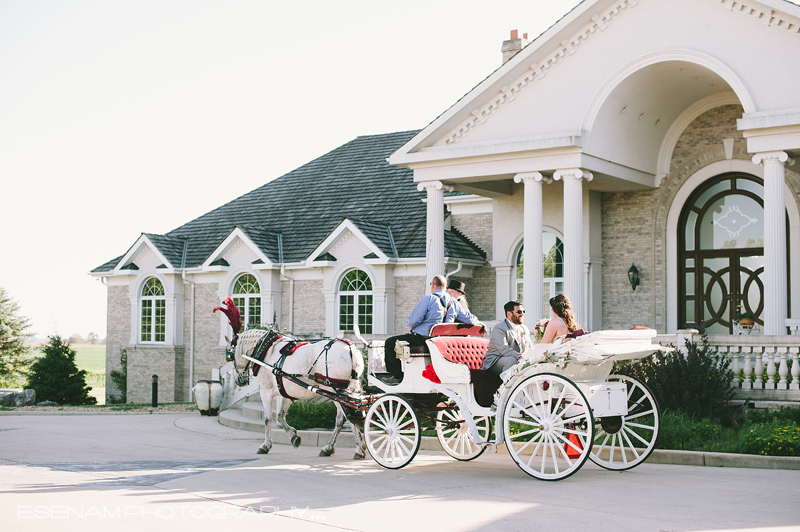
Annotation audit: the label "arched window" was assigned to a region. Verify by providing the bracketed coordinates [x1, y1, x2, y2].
[515, 233, 564, 317]
[232, 274, 261, 328]
[338, 269, 373, 334]
[141, 277, 165, 343]
[678, 173, 771, 333]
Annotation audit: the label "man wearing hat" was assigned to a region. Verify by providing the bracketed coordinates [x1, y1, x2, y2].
[446, 279, 471, 313]
[380, 275, 481, 385]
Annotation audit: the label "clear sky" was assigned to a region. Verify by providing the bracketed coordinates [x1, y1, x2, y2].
[0, 0, 581, 340]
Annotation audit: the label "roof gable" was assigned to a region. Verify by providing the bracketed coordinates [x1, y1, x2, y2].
[111, 233, 185, 274]
[390, 0, 800, 171]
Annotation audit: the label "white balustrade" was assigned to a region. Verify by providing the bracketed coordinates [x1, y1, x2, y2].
[753, 347, 764, 388]
[741, 346, 751, 389]
[765, 347, 776, 390]
[777, 347, 789, 391]
[791, 348, 800, 391]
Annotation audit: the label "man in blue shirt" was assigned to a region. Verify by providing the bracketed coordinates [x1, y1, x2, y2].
[381, 275, 480, 384]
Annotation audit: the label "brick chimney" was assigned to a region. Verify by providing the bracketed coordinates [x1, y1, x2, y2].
[502, 29, 529, 64]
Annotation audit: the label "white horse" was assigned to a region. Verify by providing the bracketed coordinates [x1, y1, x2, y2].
[216, 298, 367, 459]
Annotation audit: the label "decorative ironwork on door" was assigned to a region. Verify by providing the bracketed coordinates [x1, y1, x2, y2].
[678, 173, 766, 334]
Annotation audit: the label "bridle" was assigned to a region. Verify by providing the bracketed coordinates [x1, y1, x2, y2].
[228, 328, 281, 387]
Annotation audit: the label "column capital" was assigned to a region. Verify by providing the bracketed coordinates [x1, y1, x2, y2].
[553, 168, 593, 182]
[417, 180, 454, 192]
[752, 151, 795, 166]
[513, 171, 552, 184]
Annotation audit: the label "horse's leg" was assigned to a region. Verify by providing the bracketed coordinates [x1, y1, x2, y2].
[257, 386, 274, 455]
[319, 403, 346, 457]
[344, 406, 367, 460]
[351, 420, 366, 460]
[276, 399, 301, 448]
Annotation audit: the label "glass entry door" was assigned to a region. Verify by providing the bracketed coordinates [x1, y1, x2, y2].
[679, 173, 766, 333]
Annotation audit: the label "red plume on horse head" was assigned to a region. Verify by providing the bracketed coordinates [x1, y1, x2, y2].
[213, 297, 242, 335]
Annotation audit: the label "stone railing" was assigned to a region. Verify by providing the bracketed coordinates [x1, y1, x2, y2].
[654, 331, 800, 402]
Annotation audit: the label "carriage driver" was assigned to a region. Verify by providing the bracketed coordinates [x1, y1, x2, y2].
[381, 275, 481, 385]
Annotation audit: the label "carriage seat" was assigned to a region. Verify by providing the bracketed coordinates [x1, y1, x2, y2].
[428, 336, 489, 369]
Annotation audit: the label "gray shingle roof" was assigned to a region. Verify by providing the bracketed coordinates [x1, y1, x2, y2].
[92, 130, 485, 273]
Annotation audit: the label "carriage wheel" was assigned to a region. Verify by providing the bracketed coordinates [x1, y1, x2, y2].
[589, 374, 660, 471]
[436, 408, 491, 461]
[364, 394, 421, 470]
[503, 373, 593, 481]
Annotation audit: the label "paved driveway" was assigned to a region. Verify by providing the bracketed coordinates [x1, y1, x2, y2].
[1, 413, 798, 532]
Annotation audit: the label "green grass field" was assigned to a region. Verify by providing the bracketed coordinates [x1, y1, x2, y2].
[73, 344, 106, 404]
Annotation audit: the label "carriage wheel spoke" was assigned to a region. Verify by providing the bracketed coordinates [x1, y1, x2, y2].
[625, 409, 654, 422]
[622, 425, 648, 450]
[620, 428, 641, 459]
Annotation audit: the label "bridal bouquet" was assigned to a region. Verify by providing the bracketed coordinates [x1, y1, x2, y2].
[533, 318, 549, 344]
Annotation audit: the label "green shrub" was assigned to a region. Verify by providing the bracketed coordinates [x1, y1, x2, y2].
[285, 400, 337, 429]
[747, 406, 800, 425]
[26, 336, 96, 405]
[615, 332, 734, 422]
[741, 420, 800, 457]
[108, 348, 127, 404]
[656, 410, 741, 453]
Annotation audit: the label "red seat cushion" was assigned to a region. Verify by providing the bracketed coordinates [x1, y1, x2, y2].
[429, 337, 489, 370]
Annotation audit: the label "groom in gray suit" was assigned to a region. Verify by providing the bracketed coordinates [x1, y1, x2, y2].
[481, 300, 533, 376]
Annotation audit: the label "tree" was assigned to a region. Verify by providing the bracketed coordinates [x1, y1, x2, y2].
[68, 333, 84, 344]
[26, 335, 96, 405]
[0, 287, 32, 388]
[86, 332, 99, 345]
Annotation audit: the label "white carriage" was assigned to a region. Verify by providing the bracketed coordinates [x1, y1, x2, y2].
[363, 326, 670, 481]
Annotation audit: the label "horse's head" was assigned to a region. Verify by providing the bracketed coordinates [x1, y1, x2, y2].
[214, 297, 243, 364]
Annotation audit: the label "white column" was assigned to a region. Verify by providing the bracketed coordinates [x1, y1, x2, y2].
[418, 180, 452, 284]
[553, 168, 593, 323]
[494, 265, 513, 320]
[753, 152, 792, 335]
[514, 172, 549, 321]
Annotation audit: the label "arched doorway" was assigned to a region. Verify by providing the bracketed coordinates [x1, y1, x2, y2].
[678, 172, 768, 333]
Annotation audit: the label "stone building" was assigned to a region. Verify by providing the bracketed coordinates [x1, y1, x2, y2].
[93, 0, 800, 403]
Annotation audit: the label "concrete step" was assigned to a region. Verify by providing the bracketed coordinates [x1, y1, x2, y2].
[219, 407, 362, 449]
[241, 401, 268, 421]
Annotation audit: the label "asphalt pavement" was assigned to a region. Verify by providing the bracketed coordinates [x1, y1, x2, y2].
[1, 412, 798, 532]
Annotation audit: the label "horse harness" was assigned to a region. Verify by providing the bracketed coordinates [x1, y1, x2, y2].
[245, 331, 355, 400]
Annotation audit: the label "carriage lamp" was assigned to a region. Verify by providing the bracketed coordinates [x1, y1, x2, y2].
[628, 263, 640, 291]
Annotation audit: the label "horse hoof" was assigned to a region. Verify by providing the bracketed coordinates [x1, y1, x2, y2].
[319, 448, 334, 457]
[353, 452, 366, 460]
[257, 446, 271, 455]
[291, 436, 301, 448]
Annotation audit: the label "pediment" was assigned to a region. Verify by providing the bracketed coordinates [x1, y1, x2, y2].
[203, 227, 275, 271]
[307, 219, 390, 265]
[113, 235, 175, 275]
[390, 0, 800, 177]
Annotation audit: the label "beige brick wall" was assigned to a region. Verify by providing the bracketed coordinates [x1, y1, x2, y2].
[451, 213, 495, 321]
[598, 104, 800, 331]
[452, 212, 493, 261]
[191, 283, 226, 389]
[105, 285, 130, 402]
[394, 276, 426, 333]
[126, 346, 184, 403]
[290, 279, 325, 336]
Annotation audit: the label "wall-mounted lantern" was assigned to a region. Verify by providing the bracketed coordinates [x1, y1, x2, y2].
[628, 263, 640, 291]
